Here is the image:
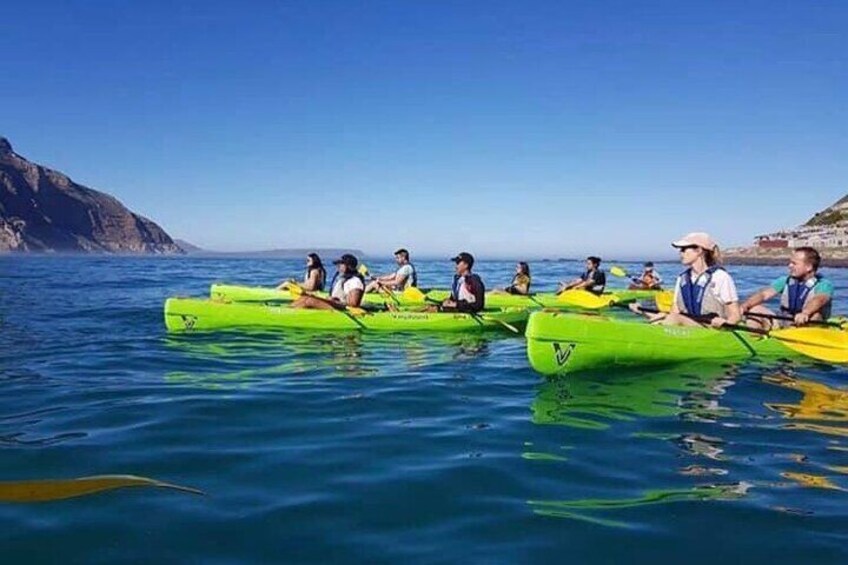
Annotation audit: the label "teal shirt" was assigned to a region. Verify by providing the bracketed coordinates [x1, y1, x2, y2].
[770, 276, 834, 296]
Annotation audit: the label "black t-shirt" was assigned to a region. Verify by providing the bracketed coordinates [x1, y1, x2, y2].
[582, 269, 606, 295]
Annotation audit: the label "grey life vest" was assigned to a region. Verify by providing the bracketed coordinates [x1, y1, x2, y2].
[674, 266, 729, 318]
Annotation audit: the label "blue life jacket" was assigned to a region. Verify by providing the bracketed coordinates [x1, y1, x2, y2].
[408, 263, 418, 288]
[679, 266, 724, 316]
[451, 274, 463, 301]
[780, 275, 827, 315]
[328, 271, 338, 294]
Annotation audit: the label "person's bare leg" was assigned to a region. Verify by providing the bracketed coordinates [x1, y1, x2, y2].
[660, 313, 703, 327]
[291, 296, 335, 310]
[364, 280, 381, 293]
[745, 305, 775, 330]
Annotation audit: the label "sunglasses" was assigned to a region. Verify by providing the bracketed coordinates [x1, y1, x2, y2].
[677, 245, 699, 252]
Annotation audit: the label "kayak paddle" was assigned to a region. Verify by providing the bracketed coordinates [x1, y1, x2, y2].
[471, 311, 520, 334]
[402, 286, 429, 302]
[633, 306, 848, 363]
[744, 311, 845, 329]
[403, 286, 519, 333]
[358, 264, 402, 306]
[287, 282, 369, 326]
[654, 291, 674, 312]
[555, 290, 617, 308]
[558, 288, 676, 312]
[611, 265, 664, 292]
[610, 266, 634, 279]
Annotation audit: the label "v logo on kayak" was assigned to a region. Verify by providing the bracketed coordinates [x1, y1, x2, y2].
[181, 315, 197, 331]
[553, 342, 576, 366]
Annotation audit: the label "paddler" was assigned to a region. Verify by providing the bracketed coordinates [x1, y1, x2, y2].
[291, 253, 364, 310]
[493, 261, 531, 295]
[628, 261, 663, 290]
[557, 256, 606, 295]
[741, 247, 833, 329]
[630, 232, 742, 328]
[277, 252, 327, 291]
[437, 252, 485, 313]
[364, 248, 418, 293]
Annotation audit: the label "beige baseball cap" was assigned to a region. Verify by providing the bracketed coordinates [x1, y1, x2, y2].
[671, 232, 717, 251]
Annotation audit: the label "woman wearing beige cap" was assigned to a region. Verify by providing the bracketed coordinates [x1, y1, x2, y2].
[631, 232, 742, 328]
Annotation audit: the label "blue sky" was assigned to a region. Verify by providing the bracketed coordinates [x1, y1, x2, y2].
[2, 1, 845, 258]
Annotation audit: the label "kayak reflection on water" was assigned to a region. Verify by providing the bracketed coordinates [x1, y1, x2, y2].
[163, 330, 494, 385]
[532, 362, 738, 430]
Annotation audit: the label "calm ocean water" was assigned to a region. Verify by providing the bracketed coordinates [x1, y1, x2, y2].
[1, 255, 847, 563]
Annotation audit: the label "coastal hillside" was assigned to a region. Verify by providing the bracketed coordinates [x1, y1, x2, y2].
[726, 193, 848, 266]
[0, 137, 182, 254]
[805, 195, 848, 227]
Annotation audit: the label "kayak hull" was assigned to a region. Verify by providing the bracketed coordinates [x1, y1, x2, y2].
[209, 284, 657, 309]
[525, 311, 796, 375]
[165, 298, 528, 333]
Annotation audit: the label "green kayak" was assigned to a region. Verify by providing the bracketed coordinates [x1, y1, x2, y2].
[165, 298, 528, 333]
[209, 283, 657, 309]
[525, 311, 797, 375]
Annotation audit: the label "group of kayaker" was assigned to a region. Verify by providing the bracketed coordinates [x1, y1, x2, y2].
[630, 232, 833, 329]
[280, 249, 487, 314]
[279, 232, 833, 330]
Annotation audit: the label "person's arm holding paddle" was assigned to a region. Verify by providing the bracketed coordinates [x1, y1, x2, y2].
[740, 287, 779, 315]
[794, 294, 831, 325]
[741, 249, 833, 329]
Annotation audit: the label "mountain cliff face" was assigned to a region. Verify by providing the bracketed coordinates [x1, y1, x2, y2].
[0, 137, 182, 253]
[805, 194, 848, 227]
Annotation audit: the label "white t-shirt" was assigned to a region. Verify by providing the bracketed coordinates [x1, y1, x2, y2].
[672, 269, 738, 306]
[331, 276, 365, 302]
[395, 264, 414, 288]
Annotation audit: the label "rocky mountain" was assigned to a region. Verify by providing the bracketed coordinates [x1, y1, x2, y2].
[0, 137, 182, 254]
[805, 194, 848, 227]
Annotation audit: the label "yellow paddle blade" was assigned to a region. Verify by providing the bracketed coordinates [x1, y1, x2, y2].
[346, 306, 368, 317]
[771, 327, 848, 363]
[655, 291, 674, 312]
[402, 286, 428, 302]
[556, 290, 615, 309]
[0, 475, 203, 503]
[610, 266, 628, 278]
[358, 264, 370, 277]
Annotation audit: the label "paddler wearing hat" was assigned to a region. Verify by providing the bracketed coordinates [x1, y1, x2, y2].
[631, 232, 742, 328]
[291, 253, 365, 310]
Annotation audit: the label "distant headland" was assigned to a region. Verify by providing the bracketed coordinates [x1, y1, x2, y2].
[725, 194, 848, 267]
[0, 136, 182, 254]
[176, 241, 365, 259]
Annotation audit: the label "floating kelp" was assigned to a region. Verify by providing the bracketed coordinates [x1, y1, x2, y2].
[0, 475, 203, 503]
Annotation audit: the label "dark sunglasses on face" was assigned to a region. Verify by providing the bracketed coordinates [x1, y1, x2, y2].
[677, 245, 699, 252]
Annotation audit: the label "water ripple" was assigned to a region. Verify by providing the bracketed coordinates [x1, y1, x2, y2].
[1, 256, 848, 562]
